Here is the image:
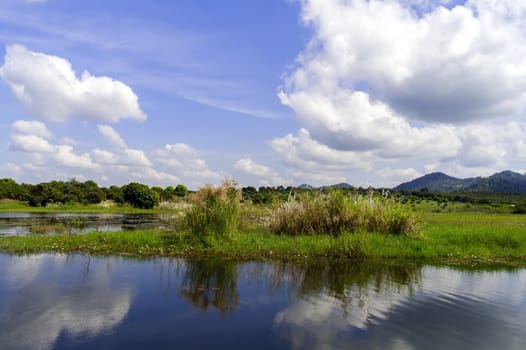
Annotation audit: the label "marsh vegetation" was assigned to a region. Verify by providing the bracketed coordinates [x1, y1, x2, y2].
[1, 178, 525, 265]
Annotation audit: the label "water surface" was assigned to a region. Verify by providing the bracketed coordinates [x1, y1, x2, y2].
[0, 254, 524, 349]
[0, 212, 175, 236]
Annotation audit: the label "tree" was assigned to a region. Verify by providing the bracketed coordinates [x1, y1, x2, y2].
[106, 185, 124, 204]
[122, 182, 158, 209]
[174, 184, 188, 197]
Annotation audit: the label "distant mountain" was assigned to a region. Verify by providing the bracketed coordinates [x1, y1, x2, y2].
[297, 183, 353, 190]
[297, 184, 314, 190]
[320, 183, 354, 190]
[395, 170, 526, 193]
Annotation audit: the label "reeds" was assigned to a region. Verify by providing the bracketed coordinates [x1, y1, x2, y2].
[269, 190, 420, 236]
[180, 179, 241, 245]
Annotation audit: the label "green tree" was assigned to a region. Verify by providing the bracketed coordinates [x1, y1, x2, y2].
[174, 184, 188, 197]
[122, 182, 158, 209]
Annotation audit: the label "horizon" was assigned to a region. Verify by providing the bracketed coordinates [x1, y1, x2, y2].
[2, 1, 526, 188]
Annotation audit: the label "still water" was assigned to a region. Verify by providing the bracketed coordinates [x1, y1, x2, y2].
[0, 254, 524, 349]
[0, 213, 175, 236]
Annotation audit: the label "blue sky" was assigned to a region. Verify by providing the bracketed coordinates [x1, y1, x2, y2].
[1, 0, 526, 188]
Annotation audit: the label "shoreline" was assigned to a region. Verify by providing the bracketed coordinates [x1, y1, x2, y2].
[0, 228, 524, 268]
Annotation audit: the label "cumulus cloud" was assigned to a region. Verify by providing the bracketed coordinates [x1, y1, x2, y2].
[279, 90, 461, 157]
[274, 0, 526, 183]
[289, 0, 526, 124]
[377, 168, 423, 186]
[1, 255, 131, 350]
[97, 125, 127, 149]
[154, 143, 221, 182]
[234, 158, 287, 186]
[9, 119, 98, 169]
[0, 44, 147, 123]
[271, 128, 373, 171]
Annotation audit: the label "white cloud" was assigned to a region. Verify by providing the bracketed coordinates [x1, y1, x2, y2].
[91, 148, 119, 164]
[154, 143, 221, 182]
[9, 133, 55, 153]
[54, 145, 97, 169]
[377, 167, 423, 186]
[234, 158, 287, 186]
[271, 128, 373, 171]
[9, 119, 98, 169]
[11, 120, 51, 139]
[0, 44, 147, 123]
[97, 125, 127, 148]
[273, 0, 526, 183]
[290, 0, 526, 124]
[279, 90, 461, 157]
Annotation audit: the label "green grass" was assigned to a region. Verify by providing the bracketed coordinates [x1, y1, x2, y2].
[1, 198, 525, 267]
[1, 214, 525, 266]
[270, 190, 420, 236]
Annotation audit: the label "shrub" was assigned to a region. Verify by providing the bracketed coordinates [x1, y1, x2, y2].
[512, 203, 526, 214]
[122, 182, 158, 209]
[269, 190, 420, 236]
[180, 180, 241, 245]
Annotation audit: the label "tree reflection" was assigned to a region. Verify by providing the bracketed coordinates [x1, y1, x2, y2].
[179, 259, 239, 315]
[264, 261, 422, 298]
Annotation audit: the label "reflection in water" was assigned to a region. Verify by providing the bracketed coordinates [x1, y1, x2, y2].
[179, 259, 239, 315]
[273, 264, 526, 350]
[0, 254, 524, 349]
[0, 254, 132, 350]
[0, 212, 176, 236]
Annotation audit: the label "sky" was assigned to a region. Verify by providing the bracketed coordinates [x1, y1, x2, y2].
[1, 0, 526, 189]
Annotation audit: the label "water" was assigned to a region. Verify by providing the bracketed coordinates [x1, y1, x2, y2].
[0, 254, 524, 349]
[0, 213, 176, 236]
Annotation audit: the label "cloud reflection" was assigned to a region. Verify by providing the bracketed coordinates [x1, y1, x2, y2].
[0, 254, 132, 350]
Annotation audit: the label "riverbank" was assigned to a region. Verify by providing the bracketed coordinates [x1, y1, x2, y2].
[1, 216, 525, 266]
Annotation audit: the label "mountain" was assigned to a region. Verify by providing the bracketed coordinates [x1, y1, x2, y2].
[395, 172, 474, 192]
[320, 183, 354, 190]
[394, 170, 526, 193]
[297, 183, 353, 190]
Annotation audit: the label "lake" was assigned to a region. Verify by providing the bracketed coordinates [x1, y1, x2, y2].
[0, 213, 176, 236]
[0, 254, 524, 349]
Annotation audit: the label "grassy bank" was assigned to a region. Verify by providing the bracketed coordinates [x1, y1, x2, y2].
[0, 219, 524, 266]
[1, 186, 525, 266]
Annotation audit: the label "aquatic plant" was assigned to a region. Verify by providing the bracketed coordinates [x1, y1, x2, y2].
[180, 179, 241, 245]
[269, 190, 420, 236]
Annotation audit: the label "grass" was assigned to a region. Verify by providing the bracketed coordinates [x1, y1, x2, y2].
[180, 180, 240, 246]
[270, 190, 420, 236]
[1, 216, 525, 266]
[1, 191, 525, 267]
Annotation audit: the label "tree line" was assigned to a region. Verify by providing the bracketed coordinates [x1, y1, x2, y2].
[0, 178, 188, 209]
[2, 177, 526, 211]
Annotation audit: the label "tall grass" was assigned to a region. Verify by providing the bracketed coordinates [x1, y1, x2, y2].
[270, 190, 420, 236]
[180, 179, 241, 245]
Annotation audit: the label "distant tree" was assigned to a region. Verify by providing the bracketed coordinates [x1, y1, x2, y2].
[0, 178, 22, 199]
[106, 185, 124, 204]
[174, 184, 188, 197]
[122, 182, 158, 209]
[81, 180, 103, 204]
[28, 183, 61, 207]
[162, 186, 176, 201]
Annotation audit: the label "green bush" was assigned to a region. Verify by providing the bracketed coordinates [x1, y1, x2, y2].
[122, 182, 158, 209]
[512, 203, 526, 214]
[180, 180, 241, 245]
[269, 190, 420, 236]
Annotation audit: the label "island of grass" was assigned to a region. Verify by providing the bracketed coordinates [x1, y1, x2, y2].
[1, 181, 525, 267]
